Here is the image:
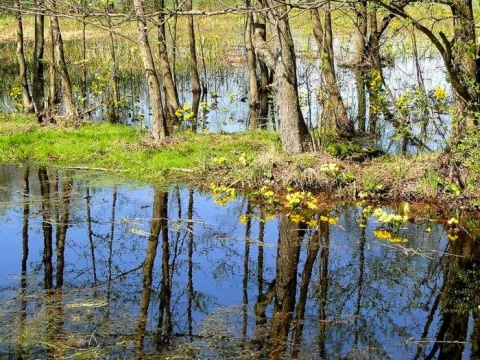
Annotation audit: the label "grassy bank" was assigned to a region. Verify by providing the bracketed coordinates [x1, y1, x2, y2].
[1, 114, 478, 210]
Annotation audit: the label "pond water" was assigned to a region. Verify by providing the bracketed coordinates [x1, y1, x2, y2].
[0, 165, 479, 359]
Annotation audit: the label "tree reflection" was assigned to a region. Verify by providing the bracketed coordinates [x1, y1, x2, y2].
[39, 167, 54, 290]
[421, 225, 480, 360]
[135, 189, 171, 356]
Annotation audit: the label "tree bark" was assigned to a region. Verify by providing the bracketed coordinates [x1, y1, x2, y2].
[133, 0, 168, 141]
[312, 3, 353, 137]
[186, 0, 201, 94]
[50, 3, 77, 120]
[253, 4, 311, 153]
[32, 0, 45, 114]
[156, 0, 180, 128]
[14, 0, 33, 113]
[245, 0, 260, 130]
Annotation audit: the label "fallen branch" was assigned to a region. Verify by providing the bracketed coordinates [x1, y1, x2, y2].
[63, 166, 128, 172]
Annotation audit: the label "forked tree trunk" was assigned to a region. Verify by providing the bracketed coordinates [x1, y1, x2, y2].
[133, 0, 168, 141]
[312, 2, 353, 137]
[14, 0, 33, 113]
[253, 3, 311, 153]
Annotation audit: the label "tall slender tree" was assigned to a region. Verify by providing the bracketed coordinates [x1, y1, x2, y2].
[14, 0, 33, 113]
[133, 0, 168, 140]
[156, 0, 180, 127]
[32, 0, 45, 115]
[50, 0, 77, 119]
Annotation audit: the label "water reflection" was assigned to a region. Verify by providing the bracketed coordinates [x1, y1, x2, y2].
[0, 165, 479, 359]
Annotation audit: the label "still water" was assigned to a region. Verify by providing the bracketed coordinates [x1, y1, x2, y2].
[0, 165, 479, 359]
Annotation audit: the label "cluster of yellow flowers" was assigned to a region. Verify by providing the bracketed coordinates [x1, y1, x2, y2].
[285, 191, 318, 210]
[320, 163, 340, 175]
[320, 215, 339, 225]
[433, 85, 447, 100]
[373, 229, 408, 243]
[372, 208, 408, 225]
[239, 213, 275, 224]
[212, 156, 227, 165]
[210, 184, 236, 206]
[175, 103, 195, 121]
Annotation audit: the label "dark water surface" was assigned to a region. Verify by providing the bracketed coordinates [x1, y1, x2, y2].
[0, 165, 479, 359]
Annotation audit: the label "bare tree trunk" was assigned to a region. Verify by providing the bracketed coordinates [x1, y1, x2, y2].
[133, 0, 168, 141]
[106, 2, 120, 123]
[48, 18, 57, 109]
[245, 4, 260, 130]
[14, 0, 33, 113]
[186, 0, 201, 94]
[156, 0, 180, 128]
[50, 2, 77, 120]
[253, 3, 311, 153]
[312, 2, 353, 137]
[352, 0, 368, 65]
[33, 0, 45, 114]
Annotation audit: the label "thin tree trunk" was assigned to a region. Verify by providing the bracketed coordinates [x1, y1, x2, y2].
[48, 18, 57, 109]
[33, 0, 45, 114]
[245, 0, 260, 129]
[157, 0, 180, 128]
[50, 2, 77, 120]
[14, 0, 33, 113]
[187, 0, 201, 94]
[106, 2, 120, 123]
[133, 0, 168, 141]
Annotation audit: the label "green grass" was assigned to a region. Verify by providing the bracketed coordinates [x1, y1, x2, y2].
[0, 113, 280, 184]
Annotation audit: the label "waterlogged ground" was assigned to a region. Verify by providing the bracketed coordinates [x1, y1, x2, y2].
[0, 165, 479, 359]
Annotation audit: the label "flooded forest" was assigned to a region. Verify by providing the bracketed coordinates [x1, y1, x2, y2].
[1, 0, 480, 359]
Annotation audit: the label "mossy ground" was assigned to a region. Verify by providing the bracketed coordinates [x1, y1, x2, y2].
[1, 113, 477, 210]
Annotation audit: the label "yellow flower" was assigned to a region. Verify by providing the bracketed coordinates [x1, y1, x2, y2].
[447, 217, 459, 225]
[306, 219, 318, 227]
[239, 214, 248, 224]
[328, 217, 339, 225]
[447, 234, 458, 241]
[434, 85, 447, 100]
[290, 214, 304, 223]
